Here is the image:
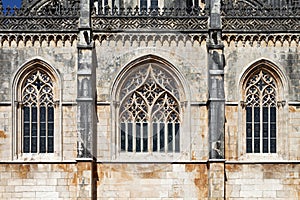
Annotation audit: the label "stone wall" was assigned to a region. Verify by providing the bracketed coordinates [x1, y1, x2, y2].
[226, 163, 300, 199]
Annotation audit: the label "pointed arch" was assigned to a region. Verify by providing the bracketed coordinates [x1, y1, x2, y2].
[12, 58, 61, 160]
[111, 55, 189, 155]
[239, 59, 288, 155]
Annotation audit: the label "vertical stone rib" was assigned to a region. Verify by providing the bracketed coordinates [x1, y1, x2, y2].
[207, 0, 225, 160]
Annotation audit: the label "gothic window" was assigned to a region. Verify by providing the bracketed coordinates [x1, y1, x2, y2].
[119, 64, 181, 153]
[21, 70, 54, 153]
[245, 70, 277, 153]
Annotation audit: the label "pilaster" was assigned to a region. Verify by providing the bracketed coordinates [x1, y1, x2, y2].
[76, 0, 97, 198]
[207, 0, 225, 198]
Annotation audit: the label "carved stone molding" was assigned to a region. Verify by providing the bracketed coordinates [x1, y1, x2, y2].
[0, 34, 77, 47]
[92, 16, 208, 32]
[222, 17, 300, 32]
[93, 33, 207, 47]
[222, 34, 300, 47]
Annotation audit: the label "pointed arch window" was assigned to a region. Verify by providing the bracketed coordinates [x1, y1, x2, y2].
[245, 70, 277, 153]
[22, 70, 54, 153]
[119, 64, 181, 153]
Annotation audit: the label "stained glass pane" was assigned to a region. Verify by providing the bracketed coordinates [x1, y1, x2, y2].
[270, 139, 276, 153]
[31, 137, 37, 153]
[128, 123, 133, 152]
[168, 123, 173, 152]
[246, 139, 252, 153]
[263, 139, 268, 153]
[24, 137, 30, 153]
[40, 137, 46, 153]
[246, 107, 252, 122]
[175, 123, 180, 152]
[254, 139, 260, 153]
[160, 123, 165, 152]
[143, 123, 148, 152]
[270, 107, 276, 122]
[136, 123, 141, 152]
[246, 124, 252, 137]
[263, 107, 268, 122]
[153, 123, 158, 152]
[48, 137, 54, 153]
[121, 123, 126, 151]
[254, 107, 260, 122]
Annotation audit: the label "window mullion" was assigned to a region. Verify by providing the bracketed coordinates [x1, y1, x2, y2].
[251, 106, 254, 153]
[37, 104, 40, 154]
[29, 106, 32, 153]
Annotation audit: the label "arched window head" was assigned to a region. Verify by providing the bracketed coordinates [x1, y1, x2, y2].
[119, 63, 181, 153]
[21, 69, 54, 153]
[245, 69, 277, 153]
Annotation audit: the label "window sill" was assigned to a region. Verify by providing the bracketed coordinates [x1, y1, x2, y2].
[114, 152, 188, 162]
[15, 153, 61, 161]
[239, 153, 283, 161]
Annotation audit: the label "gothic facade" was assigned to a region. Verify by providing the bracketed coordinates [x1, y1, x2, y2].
[0, 0, 300, 199]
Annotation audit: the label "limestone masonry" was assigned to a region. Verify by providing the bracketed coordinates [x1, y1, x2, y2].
[0, 0, 300, 199]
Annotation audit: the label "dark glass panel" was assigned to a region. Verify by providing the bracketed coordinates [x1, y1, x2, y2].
[24, 123, 30, 136]
[263, 123, 268, 138]
[263, 139, 268, 153]
[136, 123, 141, 152]
[40, 122, 46, 136]
[143, 123, 148, 152]
[254, 139, 260, 153]
[246, 124, 252, 137]
[32, 123, 37, 137]
[48, 137, 54, 153]
[270, 124, 276, 138]
[246, 107, 252, 122]
[140, 0, 147, 8]
[40, 137, 46, 153]
[168, 123, 173, 152]
[153, 123, 158, 152]
[151, 0, 158, 8]
[48, 122, 54, 137]
[263, 107, 268, 122]
[121, 123, 126, 151]
[254, 107, 260, 122]
[128, 123, 133, 152]
[23, 107, 30, 122]
[48, 107, 54, 121]
[254, 124, 260, 137]
[175, 123, 180, 152]
[270, 107, 276, 122]
[159, 123, 165, 152]
[31, 137, 37, 153]
[40, 107, 46, 122]
[32, 107, 37, 122]
[246, 139, 252, 153]
[23, 137, 30, 153]
[270, 139, 276, 153]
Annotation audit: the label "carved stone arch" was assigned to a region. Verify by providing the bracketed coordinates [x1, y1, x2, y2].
[236, 58, 289, 158]
[239, 58, 288, 102]
[112, 55, 189, 102]
[12, 58, 62, 160]
[111, 54, 191, 160]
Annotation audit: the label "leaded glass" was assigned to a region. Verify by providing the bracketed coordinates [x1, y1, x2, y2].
[119, 65, 181, 153]
[245, 70, 277, 153]
[22, 70, 54, 153]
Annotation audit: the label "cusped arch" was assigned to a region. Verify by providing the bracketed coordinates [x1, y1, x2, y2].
[13, 58, 61, 100]
[111, 54, 189, 103]
[239, 58, 288, 102]
[12, 58, 62, 159]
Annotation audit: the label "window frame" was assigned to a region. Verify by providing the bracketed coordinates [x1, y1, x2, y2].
[111, 56, 190, 161]
[238, 60, 288, 160]
[12, 59, 61, 160]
